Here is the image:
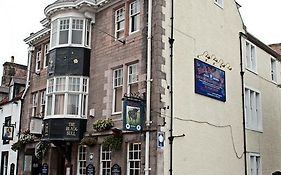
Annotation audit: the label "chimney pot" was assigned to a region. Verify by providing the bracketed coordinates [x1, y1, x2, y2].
[11, 56, 14, 63]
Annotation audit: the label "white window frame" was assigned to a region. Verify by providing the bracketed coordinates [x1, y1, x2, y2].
[40, 90, 46, 118]
[245, 40, 257, 73]
[46, 76, 89, 119]
[127, 143, 141, 175]
[249, 153, 261, 175]
[129, 0, 140, 34]
[50, 17, 91, 49]
[35, 49, 41, 72]
[244, 87, 262, 131]
[77, 145, 87, 175]
[31, 92, 38, 117]
[100, 146, 111, 175]
[115, 6, 125, 39]
[214, 0, 223, 8]
[127, 64, 138, 94]
[271, 57, 277, 82]
[112, 68, 123, 114]
[43, 43, 49, 68]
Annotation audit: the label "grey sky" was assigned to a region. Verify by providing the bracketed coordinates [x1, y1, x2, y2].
[0, 0, 280, 82]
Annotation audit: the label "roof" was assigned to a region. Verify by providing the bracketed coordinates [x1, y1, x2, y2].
[0, 90, 24, 106]
[241, 32, 281, 60]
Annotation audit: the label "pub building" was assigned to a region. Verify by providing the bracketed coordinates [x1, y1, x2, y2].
[20, 0, 159, 175]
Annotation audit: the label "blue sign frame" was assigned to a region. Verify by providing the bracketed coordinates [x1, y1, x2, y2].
[194, 58, 226, 102]
[122, 97, 145, 132]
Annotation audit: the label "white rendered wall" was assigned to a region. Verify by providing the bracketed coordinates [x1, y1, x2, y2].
[161, 0, 245, 174]
[0, 100, 21, 174]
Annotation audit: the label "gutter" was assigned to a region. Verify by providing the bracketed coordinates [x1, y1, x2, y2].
[239, 32, 248, 175]
[144, 0, 152, 174]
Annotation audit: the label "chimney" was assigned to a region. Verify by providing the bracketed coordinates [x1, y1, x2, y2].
[11, 56, 14, 63]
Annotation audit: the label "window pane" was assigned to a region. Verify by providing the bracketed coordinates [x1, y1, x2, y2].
[48, 79, 54, 93]
[69, 77, 80, 91]
[130, 0, 140, 33]
[47, 95, 52, 115]
[59, 19, 69, 44]
[67, 94, 79, 115]
[51, 20, 58, 47]
[56, 77, 66, 91]
[54, 94, 65, 114]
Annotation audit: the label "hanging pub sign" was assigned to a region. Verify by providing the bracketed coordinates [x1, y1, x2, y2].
[122, 97, 145, 131]
[2, 125, 14, 140]
[194, 58, 226, 102]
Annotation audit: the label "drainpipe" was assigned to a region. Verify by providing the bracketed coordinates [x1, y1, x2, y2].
[168, 0, 175, 174]
[17, 45, 34, 175]
[239, 32, 248, 175]
[144, 0, 152, 174]
[22, 46, 34, 99]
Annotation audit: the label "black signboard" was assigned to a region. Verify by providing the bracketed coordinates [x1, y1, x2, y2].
[86, 164, 95, 175]
[42, 118, 86, 141]
[41, 163, 48, 175]
[111, 164, 121, 175]
[10, 163, 15, 175]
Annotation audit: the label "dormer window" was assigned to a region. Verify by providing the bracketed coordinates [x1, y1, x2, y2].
[50, 17, 91, 49]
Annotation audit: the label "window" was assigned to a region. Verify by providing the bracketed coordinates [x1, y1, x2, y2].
[43, 44, 49, 68]
[112, 64, 139, 114]
[115, 7, 125, 39]
[40, 90, 46, 118]
[245, 41, 257, 72]
[112, 68, 123, 113]
[129, 0, 140, 33]
[31, 93, 38, 117]
[100, 146, 111, 175]
[244, 88, 262, 131]
[127, 143, 141, 175]
[271, 58, 277, 82]
[127, 64, 138, 95]
[114, 0, 140, 39]
[46, 76, 88, 118]
[35, 48, 41, 72]
[214, 0, 223, 7]
[250, 153, 261, 175]
[51, 18, 91, 48]
[77, 145, 87, 175]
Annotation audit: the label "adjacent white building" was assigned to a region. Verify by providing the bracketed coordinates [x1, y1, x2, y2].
[241, 33, 281, 175]
[0, 78, 25, 175]
[161, 0, 246, 174]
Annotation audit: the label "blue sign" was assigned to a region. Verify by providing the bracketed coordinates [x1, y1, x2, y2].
[194, 59, 226, 102]
[122, 97, 145, 132]
[157, 132, 165, 148]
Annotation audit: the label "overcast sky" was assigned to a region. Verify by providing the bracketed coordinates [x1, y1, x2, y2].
[0, 0, 281, 80]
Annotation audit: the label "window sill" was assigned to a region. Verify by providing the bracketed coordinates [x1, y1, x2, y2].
[245, 67, 258, 75]
[111, 112, 122, 116]
[214, 2, 224, 9]
[245, 127, 263, 133]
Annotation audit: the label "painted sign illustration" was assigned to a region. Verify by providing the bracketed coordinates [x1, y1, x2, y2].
[194, 58, 226, 102]
[2, 126, 14, 140]
[123, 97, 145, 131]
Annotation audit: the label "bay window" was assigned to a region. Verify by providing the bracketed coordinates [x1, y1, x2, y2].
[46, 76, 88, 118]
[51, 17, 91, 48]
